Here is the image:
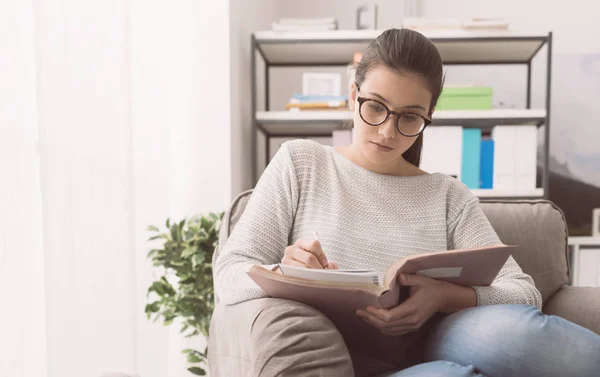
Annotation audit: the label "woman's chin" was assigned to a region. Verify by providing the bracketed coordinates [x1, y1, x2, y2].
[362, 147, 399, 166]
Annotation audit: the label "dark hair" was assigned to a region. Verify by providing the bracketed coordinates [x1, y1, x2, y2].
[353, 28, 444, 167]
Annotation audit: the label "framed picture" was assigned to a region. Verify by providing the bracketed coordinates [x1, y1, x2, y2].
[302, 73, 342, 96]
[356, 4, 377, 30]
[593, 208, 600, 237]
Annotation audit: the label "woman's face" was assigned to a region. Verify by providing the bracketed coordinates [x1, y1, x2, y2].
[350, 66, 432, 168]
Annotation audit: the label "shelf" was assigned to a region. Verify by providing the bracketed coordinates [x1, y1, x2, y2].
[472, 188, 544, 198]
[568, 237, 600, 246]
[256, 109, 546, 136]
[255, 29, 549, 65]
[433, 109, 546, 127]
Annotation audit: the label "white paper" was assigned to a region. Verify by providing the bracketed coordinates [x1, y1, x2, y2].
[416, 267, 463, 279]
[278, 264, 379, 285]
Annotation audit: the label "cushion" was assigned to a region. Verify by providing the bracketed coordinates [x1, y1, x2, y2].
[480, 199, 570, 303]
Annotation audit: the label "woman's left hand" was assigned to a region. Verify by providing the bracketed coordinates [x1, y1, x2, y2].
[356, 273, 451, 336]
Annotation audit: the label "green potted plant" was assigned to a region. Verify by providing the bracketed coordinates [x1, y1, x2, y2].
[145, 212, 223, 376]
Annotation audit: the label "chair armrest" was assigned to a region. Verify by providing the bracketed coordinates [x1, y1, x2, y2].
[543, 286, 600, 335]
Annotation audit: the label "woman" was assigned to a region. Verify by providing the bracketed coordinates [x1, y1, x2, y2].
[209, 28, 600, 377]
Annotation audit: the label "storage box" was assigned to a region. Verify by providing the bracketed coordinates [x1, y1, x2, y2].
[436, 86, 493, 110]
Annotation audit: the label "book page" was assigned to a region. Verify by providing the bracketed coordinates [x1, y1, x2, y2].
[278, 264, 379, 285]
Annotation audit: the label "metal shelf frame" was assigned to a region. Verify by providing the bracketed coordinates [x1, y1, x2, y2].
[250, 30, 553, 199]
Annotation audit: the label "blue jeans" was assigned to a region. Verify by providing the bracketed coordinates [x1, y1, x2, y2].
[376, 304, 600, 377]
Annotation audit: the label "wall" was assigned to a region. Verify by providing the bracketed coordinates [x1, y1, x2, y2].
[421, 0, 599, 54]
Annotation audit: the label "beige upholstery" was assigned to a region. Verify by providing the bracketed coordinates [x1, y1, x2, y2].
[479, 200, 570, 303]
[214, 191, 600, 335]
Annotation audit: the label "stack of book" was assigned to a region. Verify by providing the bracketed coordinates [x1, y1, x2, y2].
[271, 17, 338, 32]
[286, 94, 348, 111]
[403, 17, 510, 31]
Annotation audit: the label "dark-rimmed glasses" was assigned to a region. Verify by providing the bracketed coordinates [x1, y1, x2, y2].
[355, 87, 431, 137]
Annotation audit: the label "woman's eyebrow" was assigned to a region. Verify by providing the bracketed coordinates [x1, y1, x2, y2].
[402, 104, 427, 111]
[368, 91, 426, 111]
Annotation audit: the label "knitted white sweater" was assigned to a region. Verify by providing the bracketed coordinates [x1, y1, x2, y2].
[215, 140, 542, 308]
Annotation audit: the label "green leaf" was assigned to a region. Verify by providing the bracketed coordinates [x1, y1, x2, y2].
[180, 276, 195, 285]
[181, 247, 196, 258]
[147, 225, 160, 232]
[188, 367, 206, 375]
[187, 353, 203, 363]
[166, 218, 171, 229]
[145, 301, 160, 314]
[148, 235, 164, 241]
[147, 249, 161, 258]
[194, 252, 205, 265]
[171, 224, 180, 242]
[149, 281, 165, 295]
[180, 324, 189, 334]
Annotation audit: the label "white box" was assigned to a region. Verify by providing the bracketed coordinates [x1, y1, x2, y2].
[421, 126, 463, 179]
[302, 73, 342, 96]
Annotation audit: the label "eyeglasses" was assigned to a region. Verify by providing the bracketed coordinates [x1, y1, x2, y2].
[355, 87, 431, 137]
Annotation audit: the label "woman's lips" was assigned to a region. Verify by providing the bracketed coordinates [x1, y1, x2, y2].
[370, 141, 394, 152]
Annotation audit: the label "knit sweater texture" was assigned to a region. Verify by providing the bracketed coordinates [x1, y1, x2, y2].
[215, 140, 542, 308]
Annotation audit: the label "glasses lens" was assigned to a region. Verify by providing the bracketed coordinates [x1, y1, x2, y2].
[360, 99, 388, 125]
[398, 113, 426, 136]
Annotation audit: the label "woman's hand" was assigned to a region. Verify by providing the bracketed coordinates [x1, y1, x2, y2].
[356, 273, 454, 336]
[279, 239, 338, 270]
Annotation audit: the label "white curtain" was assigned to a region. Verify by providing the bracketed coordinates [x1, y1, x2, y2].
[0, 1, 47, 377]
[0, 1, 231, 377]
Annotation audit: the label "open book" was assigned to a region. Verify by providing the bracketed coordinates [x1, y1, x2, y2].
[247, 244, 514, 347]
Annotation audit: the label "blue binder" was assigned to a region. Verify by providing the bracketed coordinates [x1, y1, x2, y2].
[461, 129, 482, 189]
[480, 139, 495, 189]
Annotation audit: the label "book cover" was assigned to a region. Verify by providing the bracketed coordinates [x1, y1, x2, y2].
[492, 126, 516, 190]
[514, 126, 537, 190]
[247, 244, 513, 346]
[332, 130, 353, 147]
[461, 129, 482, 188]
[420, 126, 463, 179]
[480, 139, 495, 189]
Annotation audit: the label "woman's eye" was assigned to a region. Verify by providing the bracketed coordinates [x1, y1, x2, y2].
[369, 103, 386, 113]
[400, 114, 418, 122]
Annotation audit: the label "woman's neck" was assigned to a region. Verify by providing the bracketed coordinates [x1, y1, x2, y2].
[335, 144, 427, 177]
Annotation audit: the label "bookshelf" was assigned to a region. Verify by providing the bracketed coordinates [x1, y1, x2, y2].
[251, 29, 553, 199]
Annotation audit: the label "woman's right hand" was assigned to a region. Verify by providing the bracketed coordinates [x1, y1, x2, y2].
[276, 239, 338, 272]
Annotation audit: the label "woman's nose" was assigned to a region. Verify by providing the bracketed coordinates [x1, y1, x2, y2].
[378, 116, 397, 139]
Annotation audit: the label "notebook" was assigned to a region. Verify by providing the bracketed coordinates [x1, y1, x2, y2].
[247, 244, 514, 345]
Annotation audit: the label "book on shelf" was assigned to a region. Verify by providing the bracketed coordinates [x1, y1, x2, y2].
[421, 124, 537, 193]
[492, 125, 537, 191]
[287, 94, 348, 111]
[480, 138, 495, 189]
[462, 128, 482, 189]
[271, 17, 338, 32]
[421, 126, 463, 180]
[248, 244, 514, 343]
[286, 101, 348, 110]
[402, 17, 509, 31]
[332, 130, 353, 146]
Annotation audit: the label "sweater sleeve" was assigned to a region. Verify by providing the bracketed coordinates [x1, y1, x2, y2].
[214, 142, 299, 305]
[448, 198, 543, 309]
